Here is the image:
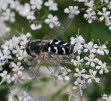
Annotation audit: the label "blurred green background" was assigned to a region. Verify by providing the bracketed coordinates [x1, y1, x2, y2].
[1, 0, 111, 101]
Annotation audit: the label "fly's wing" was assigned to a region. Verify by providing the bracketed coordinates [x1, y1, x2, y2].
[47, 16, 74, 40]
[41, 16, 74, 41]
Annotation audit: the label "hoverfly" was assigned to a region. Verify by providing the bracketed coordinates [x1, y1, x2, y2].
[25, 16, 74, 76]
[25, 39, 74, 57]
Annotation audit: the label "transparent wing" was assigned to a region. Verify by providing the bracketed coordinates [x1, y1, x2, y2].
[47, 16, 74, 40]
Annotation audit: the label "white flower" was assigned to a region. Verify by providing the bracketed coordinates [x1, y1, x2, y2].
[102, 94, 111, 101]
[2, 9, 15, 23]
[44, 14, 60, 28]
[96, 61, 109, 74]
[86, 69, 100, 83]
[96, 44, 109, 55]
[26, 11, 35, 20]
[11, 73, 25, 83]
[58, 75, 70, 81]
[84, 54, 99, 67]
[0, 0, 10, 10]
[44, 0, 58, 11]
[19, 91, 32, 101]
[9, 0, 20, 9]
[64, 6, 80, 18]
[84, 42, 98, 53]
[74, 68, 86, 78]
[73, 43, 83, 54]
[10, 62, 24, 76]
[19, 3, 31, 17]
[73, 78, 86, 96]
[8, 88, 33, 101]
[0, 34, 32, 84]
[0, 22, 10, 37]
[84, 8, 96, 23]
[30, 23, 42, 30]
[84, 0, 94, 8]
[30, 0, 43, 10]
[70, 35, 85, 45]
[0, 71, 11, 85]
[98, 7, 110, 21]
[71, 56, 83, 66]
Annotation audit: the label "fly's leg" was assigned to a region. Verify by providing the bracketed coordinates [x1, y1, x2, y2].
[48, 55, 68, 72]
[29, 54, 45, 79]
[35, 54, 45, 78]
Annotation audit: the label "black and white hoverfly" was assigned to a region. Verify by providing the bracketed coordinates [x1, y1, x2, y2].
[26, 17, 74, 57]
[25, 17, 74, 76]
[25, 39, 74, 57]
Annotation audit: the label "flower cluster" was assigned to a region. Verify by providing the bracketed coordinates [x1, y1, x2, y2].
[0, 33, 33, 85]
[0, 0, 60, 34]
[8, 87, 33, 101]
[69, 35, 109, 96]
[64, 0, 111, 30]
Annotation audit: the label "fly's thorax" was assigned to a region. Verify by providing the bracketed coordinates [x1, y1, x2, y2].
[26, 40, 47, 57]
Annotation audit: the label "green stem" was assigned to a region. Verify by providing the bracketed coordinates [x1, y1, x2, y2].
[97, 3, 109, 9]
[96, 1, 101, 6]
[49, 78, 74, 101]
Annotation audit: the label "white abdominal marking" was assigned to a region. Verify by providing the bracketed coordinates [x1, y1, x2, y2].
[48, 47, 51, 52]
[63, 43, 68, 46]
[54, 47, 58, 54]
[62, 48, 66, 54]
[55, 40, 60, 44]
[50, 40, 53, 44]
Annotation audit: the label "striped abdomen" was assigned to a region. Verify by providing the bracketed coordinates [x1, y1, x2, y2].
[43, 40, 73, 55]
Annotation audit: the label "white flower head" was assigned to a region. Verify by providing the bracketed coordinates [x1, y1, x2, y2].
[45, 14, 60, 28]
[64, 6, 80, 18]
[84, 8, 96, 23]
[70, 35, 85, 45]
[44, 0, 58, 11]
[84, 42, 98, 53]
[73, 43, 83, 54]
[8, 87, 33, 101]
[73, 78, 86, 96]
[30, 23, 42, 30]
[84, 54, 99, 67]
[84, 0, 94, 8]
[96, 61, 109, 74]
[86, 69, 100, 84]
[98, 7, 110, 21]
[0, 19, 10, 38]
[30, 0, 43, 10]
[0, 71, 11, 85]
[74, 68, 86, 78]
[96, 44, 109, 55]
[71, 56, 83, 66]
[2, 9, 15, 23]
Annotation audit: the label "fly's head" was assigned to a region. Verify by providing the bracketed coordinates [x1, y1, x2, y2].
[25, 40, 43, 57]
